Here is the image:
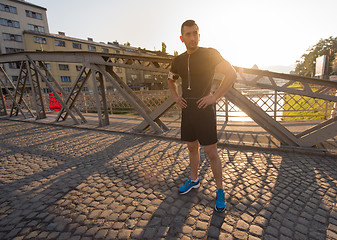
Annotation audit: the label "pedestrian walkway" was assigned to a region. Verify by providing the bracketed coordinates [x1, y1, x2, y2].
[1, 119, 337, 239]
[2, 112, 337, 156]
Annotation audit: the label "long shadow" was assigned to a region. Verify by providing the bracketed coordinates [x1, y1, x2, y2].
[203, 148, 337, 239]
[1, 120, 336, 239]
[0, 121, 149, 238]
[139, 145, 278, 239]
[0, 120, 212, 239]
[260, 153, 337, 239]
[205, 149, 279, 239]
[139, 146, 211, 239]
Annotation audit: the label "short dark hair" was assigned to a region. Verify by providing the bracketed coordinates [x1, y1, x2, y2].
[181, 20, 199, 35]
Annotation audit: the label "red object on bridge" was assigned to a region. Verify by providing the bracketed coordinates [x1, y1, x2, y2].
[49, 92, 62, 111]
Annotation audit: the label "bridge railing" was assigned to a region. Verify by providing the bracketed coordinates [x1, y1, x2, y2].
[3, 89, 335, 121]
[0, 51, 337, 147]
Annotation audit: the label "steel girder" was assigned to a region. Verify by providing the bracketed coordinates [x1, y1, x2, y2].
[232, 67, 337, 146]
[0, 65, 34, 118]
[25, 60, 46, 119]
[95, 64, 166, 133]
[90, 64, 109, 127]
[1, 51, 337, 147]
[55, 66, 89, 124]
[9, 61, 28, 117]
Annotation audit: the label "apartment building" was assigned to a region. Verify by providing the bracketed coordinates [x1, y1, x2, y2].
[23, 30, 127, 94]
[0, 0, 48, 81]
[1, 0, 168, 93]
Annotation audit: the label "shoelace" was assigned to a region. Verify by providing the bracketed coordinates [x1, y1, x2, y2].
[184, 178, 192, 186]
[217, 190, 224, 201]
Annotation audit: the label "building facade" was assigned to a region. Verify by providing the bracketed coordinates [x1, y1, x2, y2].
[1, 0, 169, 94]
[23, 31, 127, 94]
[0, 0, 48, 82]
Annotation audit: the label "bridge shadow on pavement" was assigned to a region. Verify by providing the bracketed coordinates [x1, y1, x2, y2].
[0, 119, 337, 239]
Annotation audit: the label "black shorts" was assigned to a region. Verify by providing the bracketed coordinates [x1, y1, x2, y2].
[181, 100, 218, 146]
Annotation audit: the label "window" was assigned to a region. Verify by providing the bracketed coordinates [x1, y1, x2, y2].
[8, 62, 21, 69]
[73, 42, 82, 49]
[55, 40, 65, 47]
[63, 87, 71, 92]
[5, 48, 24, 53]
[131, 74, 138, 80]
[115, 50, 120, 54]
[61, 76, 71, 82]
[59, 64, 69, 71]
[115, 68, 122, 73]
[43, 88, 52, 93]
[2, 33, 22, 42]
[102, 48, 109, 53]
[88, 45, 96, 51]
[82, 87, 88, 92]
[25, 10, 42, 20]
[144, 74, 152, 79]
[76, 65, 82, 71]
[28, 24, 45, 33]
[34, 36, 46, 44]
[0, 4, 17, 14]
[0, 18, 20, 28]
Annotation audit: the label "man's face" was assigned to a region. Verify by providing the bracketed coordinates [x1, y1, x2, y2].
[180, 25, 200, 51]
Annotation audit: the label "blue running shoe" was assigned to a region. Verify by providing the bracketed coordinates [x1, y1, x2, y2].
[179, 178, 200, 194]
[215, 189, 226, 212]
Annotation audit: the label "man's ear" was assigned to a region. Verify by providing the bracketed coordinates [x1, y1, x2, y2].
[180, 36, 184, 43]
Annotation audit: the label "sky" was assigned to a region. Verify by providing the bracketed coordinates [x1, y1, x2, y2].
[29, 0, 337, 71]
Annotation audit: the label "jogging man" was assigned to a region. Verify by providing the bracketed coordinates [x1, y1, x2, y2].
[168, 20, 237, 212]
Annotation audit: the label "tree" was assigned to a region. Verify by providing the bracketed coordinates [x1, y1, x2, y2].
[124, 42, 131, 46]
[162, 42, 167, 53]
[174, 51, 178, 56]
[294, 36, 337, 77]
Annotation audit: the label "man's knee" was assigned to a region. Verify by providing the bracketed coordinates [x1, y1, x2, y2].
[187, 141, 200, 153]
[204, 144, 219, 160]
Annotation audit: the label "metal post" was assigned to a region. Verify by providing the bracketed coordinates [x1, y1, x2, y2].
[0, 87, 7, 116]
[83, 92, 88, 113]
[274, 90, 277, 120]
[91, 65, 109, 127]
[325, 100, 329, 120]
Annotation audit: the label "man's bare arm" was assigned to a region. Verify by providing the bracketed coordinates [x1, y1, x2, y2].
[168, 76, 187, 108]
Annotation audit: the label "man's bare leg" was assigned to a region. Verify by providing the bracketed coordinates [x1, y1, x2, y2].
[204, 143, 223, 189]
[186, 140, 200, 181]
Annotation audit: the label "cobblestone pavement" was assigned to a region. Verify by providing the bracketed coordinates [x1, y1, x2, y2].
[1, 120, 337, 240]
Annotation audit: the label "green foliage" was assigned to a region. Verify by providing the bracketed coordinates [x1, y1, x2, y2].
[282, 95, 332, 120]
[295, 36, 337, 77]
[282, 83, 333, 120]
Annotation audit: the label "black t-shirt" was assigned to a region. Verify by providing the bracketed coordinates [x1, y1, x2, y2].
[170, 47, 226, 99]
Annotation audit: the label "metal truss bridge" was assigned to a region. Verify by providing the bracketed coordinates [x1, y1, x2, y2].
[1, 51, 337, 148]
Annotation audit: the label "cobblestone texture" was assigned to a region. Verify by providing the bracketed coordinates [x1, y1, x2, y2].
[0, 120, 337, 239]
